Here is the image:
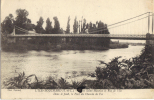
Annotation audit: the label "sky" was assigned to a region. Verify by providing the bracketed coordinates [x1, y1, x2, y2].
[1, 0, 153, 43]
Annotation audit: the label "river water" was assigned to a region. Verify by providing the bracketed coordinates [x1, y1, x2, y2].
[1, 45, 144, 84]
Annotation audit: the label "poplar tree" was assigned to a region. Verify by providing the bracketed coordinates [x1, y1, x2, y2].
[73, 17, 78, 33]
[45, 18, 52, 34]
[66, 16, 70, 33]
[35, 17, 45, 33]
[53, 16, 60, 34]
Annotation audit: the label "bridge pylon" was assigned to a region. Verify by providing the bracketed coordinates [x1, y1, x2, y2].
[10, 26, 15, 36]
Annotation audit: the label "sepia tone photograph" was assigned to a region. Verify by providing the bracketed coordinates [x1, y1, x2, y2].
[1, 0, 154, 99]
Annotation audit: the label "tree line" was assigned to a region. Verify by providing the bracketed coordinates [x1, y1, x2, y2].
[1, 9, 110, 35]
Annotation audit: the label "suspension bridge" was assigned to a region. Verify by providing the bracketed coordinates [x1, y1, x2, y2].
[7, 12, 154, 40]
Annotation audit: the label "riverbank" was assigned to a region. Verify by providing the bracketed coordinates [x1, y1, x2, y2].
[109, 43, 128, 49]
[109, 41, 128, 49]
[1, 42, 109, 51]
[3, 45, 154, 89]
[1, 40, 128, 52]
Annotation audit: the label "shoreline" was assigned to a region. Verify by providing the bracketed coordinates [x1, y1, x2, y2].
[1, 42, 129, 52]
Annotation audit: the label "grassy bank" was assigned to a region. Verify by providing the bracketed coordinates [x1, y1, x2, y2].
[3, 45, 154, 89]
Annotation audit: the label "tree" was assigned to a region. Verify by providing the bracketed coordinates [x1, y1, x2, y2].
[97, 21, 109, 34]
[52, 16, 60, 34]
[93, 24, 96, 29]
[1, 14, 14, 34]
[86, 23, 89, 29]
[24, 18, 35, 31]
[96, 21, 98, 28]
[83, 18, 86, 33]
[38, 17, 44, 26]
[27, 19, 31, 24]
[15, 9, 29, 28]
[45, 18, 52, 34]
[66, 16, 70, 33]
[73, 16, 78, 33]
[35, 17, 45, 33]
[88, 22, 93, 33]
[104, 24, 109, 34]
[97, 21, 110, 47]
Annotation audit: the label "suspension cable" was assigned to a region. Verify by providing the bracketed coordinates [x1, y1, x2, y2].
[88, 15, 152, 34]
[108, 15, 150, 29]
[15, 27, 28, 33]
[89, 12, 151, 31]
[15, 25, 28, 33]
[15, 25, 28, 31]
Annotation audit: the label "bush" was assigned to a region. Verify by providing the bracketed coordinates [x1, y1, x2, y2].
[94, 45, 154, 89]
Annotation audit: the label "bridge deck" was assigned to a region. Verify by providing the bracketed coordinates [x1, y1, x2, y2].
[7, 34, 150, 40]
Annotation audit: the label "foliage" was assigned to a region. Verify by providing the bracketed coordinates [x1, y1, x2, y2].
[45, 18, 52, 34]
[94, 45, 154, 89]
[1, 8, 111, 49]
[27, 19, 31, 24]
[1, 14, 14, 34]
[35, 17, 45, 33]
[71, 79, 86, 89]
[73, 16, 78, 33]
[3, 72, 86, 89]
[88, 21, 109, 34]
[3, 72, 39, 89]
[89, 22, 93, 32]
[52, 16, 60, 34]
[82, 18, 86, 33]
[15, 9, 29, 28]
[86, 23, 89, 29]
[66, 16, 70, 33]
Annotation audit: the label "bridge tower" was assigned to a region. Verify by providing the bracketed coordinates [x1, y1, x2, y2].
[8, 26, 16, 43]
[146, 12, 154, 63]
[10, 26, 15, 36]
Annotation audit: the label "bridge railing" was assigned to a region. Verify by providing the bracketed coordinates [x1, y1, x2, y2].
[7, 33, 151, 40]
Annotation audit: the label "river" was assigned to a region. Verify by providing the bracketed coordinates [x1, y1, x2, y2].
[1, 45, 144, 84]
